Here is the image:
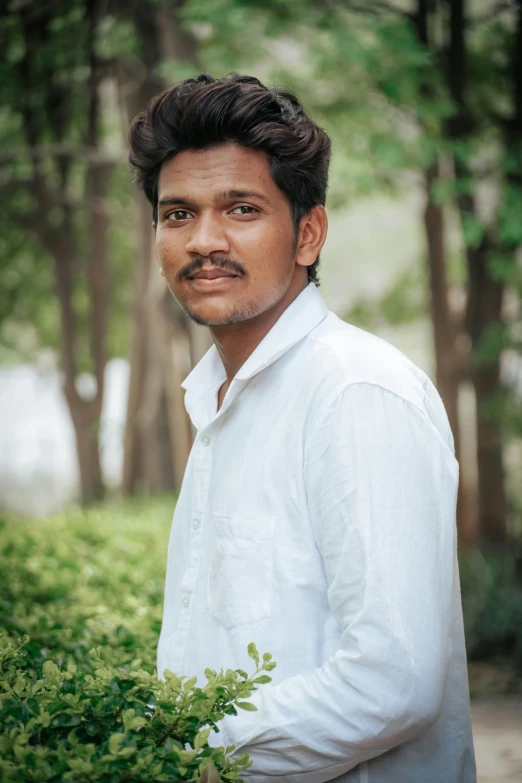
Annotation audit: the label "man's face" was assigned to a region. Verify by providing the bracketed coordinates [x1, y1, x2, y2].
[154, 143, 309, 326]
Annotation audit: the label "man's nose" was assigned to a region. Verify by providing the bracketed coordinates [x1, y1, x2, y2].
[185, 213, 230, 257]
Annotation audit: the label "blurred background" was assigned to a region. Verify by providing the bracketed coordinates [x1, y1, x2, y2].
[1, 1, 521, 780]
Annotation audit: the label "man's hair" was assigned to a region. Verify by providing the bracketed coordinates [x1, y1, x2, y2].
[128, 73, 331, 285]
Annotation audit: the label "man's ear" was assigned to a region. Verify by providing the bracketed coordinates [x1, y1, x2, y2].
[152, 222, 165, 278]
[295, 205, 328, 270]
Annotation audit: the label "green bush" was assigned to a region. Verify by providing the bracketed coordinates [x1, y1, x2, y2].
[0, 497, 173, 673]
[0, 634, 274, 782]
[459, 543, 522, 673]
[0, 499, 276, 781]
[4, 495, 522, 780]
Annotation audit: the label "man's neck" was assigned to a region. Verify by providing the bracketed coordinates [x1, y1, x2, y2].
[211, 277, 309, 385]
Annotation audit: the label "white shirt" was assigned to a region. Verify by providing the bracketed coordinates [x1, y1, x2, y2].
[157, 282, 476, 783]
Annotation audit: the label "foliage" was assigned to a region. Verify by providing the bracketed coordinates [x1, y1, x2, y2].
[0, 4, 135, 368]
[460, 542, 522, 674]
[0, 635, 274, 782]
[181, 0, 446, 202]
[183, 0, 522, 546]
[0, 497, 172, 671]
[0, 499, 276, 781]
[1, 0, 521, 530]
[343, 266, 427, 331]
[0, 634, 275, 782]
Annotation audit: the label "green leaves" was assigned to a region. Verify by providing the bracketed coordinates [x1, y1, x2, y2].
[247, 642, 259, 667]
[0, 633, 274, 781]
[108, 732, 125, 755]
[461, 213, 486, 250]
[343, 266, 427, 331]
[42, 661, 62, 687]
[0, 503, 275, 781]
[194, 726, 212, 749]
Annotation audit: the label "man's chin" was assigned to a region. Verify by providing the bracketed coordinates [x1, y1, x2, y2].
[185, 311, 251, 328]
[180, 299, 261, 328]
[168, 291, 229, 327]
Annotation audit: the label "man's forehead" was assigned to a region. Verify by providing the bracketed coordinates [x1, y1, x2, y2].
[157, 144, 277, 201]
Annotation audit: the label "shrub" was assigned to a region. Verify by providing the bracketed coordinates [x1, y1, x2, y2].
[0, 498, 173, 674]
[0, 499, 276, 781]
[459, 542, 522, 673]
[0, 634, 275, 782]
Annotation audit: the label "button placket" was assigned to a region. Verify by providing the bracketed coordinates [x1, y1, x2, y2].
[169, 421, 222, 670]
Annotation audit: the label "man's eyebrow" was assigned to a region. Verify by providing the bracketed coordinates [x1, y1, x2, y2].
[157, 190, 271, 208]
[158, 196, 192, 208]
[217, 189, 270, 204]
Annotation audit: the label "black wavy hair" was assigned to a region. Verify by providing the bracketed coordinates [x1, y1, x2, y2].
[128, 73, 331, 285]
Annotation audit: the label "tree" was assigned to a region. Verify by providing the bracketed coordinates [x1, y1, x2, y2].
[180, 0, 522, 545]
[0, 0, 115, 504]
[450, 0, 521, 546]
[340, 0, 522, 545]
[179, 0, 478, 541]
[115, 1, 211, 495]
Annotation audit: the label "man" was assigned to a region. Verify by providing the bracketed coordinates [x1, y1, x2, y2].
[129, 73, 476, 782]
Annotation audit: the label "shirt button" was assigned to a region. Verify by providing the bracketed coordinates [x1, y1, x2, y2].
[192, 518, 201, 529]
[201, 435, 211, 446]
[182, 596, 190, 608]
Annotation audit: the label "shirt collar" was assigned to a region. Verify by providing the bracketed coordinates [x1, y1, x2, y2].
[181, 282, 328, 426]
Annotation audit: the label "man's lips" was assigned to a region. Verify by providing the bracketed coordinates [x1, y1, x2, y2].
[187, 269, 240, 280]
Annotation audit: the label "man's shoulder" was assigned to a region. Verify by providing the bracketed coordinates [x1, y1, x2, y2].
[302, 311, 430, 410]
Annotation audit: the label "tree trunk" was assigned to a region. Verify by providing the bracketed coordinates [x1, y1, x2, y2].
[70, 402, 105, 505]
[53, 234, 107, 505]
[118, 1, 211, 494]
[69, 0, 110, 505]
[445, 0, 508, 545]
[465, 241, 507, 543]
[18, 0, 109, 506]
[422, 162, 477, 543]
[138, 245, 174, 493]
[164, 322, 194, 489]
[414, 0, 477, 544]
[53, 239, 105, 504]
[122, 192, 156, 493]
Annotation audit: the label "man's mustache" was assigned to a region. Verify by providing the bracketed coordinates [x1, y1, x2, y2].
[177, 255, 246, 283]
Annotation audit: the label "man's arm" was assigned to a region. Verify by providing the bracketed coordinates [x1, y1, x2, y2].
[210, 381, 458, 782]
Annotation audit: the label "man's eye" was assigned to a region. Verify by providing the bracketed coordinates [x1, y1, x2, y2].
[167, 210, 191, 221]
[231, 205, 257, 215]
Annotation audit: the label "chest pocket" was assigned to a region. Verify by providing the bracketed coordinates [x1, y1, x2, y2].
[205, 514, 275, 630]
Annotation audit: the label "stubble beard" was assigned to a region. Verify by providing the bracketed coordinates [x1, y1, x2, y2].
[180, 296, 261, 327]
[175, 277, 291, 328]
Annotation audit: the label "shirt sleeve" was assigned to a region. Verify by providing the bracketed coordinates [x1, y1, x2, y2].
[208, 381, 459, 782]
